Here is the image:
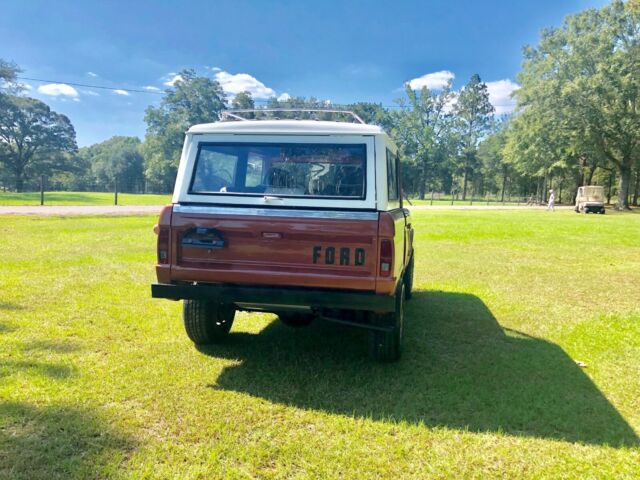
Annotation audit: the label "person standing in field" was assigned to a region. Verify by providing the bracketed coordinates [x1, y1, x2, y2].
[547, 189, 555, 211]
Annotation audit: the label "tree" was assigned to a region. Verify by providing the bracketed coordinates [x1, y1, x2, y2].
[394, 84, 457, 199]
[514, 0, 639, 209]
[453, 74, 494, 200]
[0, 59, 21, 93]
[80, 136, 145, 191]
[0, 95, 77, 191]
[348, 102, 394, 129]
[478, 125, 510, 201]
[231, 91, 255, 110]
[144, 69, 226, 191]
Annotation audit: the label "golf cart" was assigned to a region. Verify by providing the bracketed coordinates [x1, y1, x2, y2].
[575, 186, 605, 214]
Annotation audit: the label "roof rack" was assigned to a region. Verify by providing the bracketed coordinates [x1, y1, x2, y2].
[219, 108, 366, 124]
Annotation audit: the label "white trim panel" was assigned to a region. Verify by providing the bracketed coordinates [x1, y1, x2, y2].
[173, 204, 379, 220]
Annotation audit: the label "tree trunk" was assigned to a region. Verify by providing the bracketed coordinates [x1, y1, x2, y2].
[14, 164, 24, 192]
[574, 160, 584, 204]
[418, 159, 428, 200]
[632, 168, 639, 207]
[462, 166, 469, 201]
[586, 164, 597, 185]
[500, 166, 507, 202]
[615, 163, 632, 210]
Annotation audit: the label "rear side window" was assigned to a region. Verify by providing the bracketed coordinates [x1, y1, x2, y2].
[190, 143, 366, 198]
[386, 149, 399, 202]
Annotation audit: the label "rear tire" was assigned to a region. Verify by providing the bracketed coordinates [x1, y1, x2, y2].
[278, 312, 314, 328]
[369, 284, 404, 362]
[404, 255, 414, 300]
[183, 300, 235, 344]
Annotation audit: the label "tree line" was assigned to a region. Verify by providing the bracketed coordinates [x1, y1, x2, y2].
[1, 0, 638, 208]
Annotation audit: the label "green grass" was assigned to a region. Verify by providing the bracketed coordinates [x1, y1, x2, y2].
[0, 191, 171, 206]
[1, 210, 639, 478]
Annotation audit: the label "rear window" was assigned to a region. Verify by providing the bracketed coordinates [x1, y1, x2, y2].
[189, 143, 366, 198]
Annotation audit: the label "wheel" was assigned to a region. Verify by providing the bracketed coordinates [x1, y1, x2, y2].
[404, 255, 414, 300]
[183, 300, 235, 344]
[278, 312, 314, 327]
[369, 283, 404, 362]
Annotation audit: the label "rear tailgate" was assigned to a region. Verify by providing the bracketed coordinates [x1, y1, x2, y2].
[169, 205, 379, 291]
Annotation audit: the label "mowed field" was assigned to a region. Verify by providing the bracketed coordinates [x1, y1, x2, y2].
[0, 191, 172, 206]
[1, 209, 639, 479]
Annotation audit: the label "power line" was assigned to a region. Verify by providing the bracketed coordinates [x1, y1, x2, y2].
[17, 76, 164, 94]
[17, 75, 408, 108]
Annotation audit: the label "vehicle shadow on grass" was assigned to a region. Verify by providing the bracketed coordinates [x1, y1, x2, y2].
[201, 291, 639, 447]
[0, 401, 133, 480]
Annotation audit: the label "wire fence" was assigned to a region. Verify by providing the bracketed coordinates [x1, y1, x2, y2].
[0, 175, 583, 207]
[0, 175, 172, 206]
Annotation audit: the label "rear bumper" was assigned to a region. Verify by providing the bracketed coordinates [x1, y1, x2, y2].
[151, 283, 395, 312]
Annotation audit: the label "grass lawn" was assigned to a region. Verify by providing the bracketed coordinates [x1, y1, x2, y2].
[0, 191, 171, 206]
[1, 209, 639, 478]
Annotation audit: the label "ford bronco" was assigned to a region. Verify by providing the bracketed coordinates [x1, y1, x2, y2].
[151, 109, 414, 361]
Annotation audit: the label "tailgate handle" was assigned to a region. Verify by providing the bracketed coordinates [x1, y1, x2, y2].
[181, 227, 226, 249]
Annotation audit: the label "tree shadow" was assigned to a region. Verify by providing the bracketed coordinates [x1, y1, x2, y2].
[0, 302, 24, 311]
[21, 339, 82, 354]
[0, 322, 16, 334]
[0, 359, 74, 379]
[201, 291, 638, 447]
[0, 401, 133, 480]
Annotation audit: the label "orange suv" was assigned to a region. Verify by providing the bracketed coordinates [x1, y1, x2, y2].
[152, 110, 414, 361]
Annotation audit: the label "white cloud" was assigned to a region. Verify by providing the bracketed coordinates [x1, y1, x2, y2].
[211, 67, 222, 72]
[163, 74, 184, 86]
[407, 70, 455, 91]
[277, 92, 291, 101]
[113, 89, 130, 96]
[143, 85, 161, 91]
[37, 83, 79, 97]
[86, 71, 98, 77]
[20, 83, 33, 91]
[485, 79, 519, 115]
[214, 70, 275, 99]
[82, 90, 99, 96]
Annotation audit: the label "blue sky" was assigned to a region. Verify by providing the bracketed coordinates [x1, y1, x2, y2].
[1, 0, 608, 146]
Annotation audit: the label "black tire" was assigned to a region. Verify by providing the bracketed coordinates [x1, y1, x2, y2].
[369, 284, 404, 362]
[183, 300, 235, 344]
[278, 312, 314, 327]
[404, 255, 414, 300]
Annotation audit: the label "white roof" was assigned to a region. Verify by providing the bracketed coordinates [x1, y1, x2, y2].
[187, 120, 384, 136]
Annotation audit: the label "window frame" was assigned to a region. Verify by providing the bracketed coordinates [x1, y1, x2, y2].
[188, 141, 368, 200]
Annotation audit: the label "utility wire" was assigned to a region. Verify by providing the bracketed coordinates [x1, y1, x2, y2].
[17, 75, 407, 107]
[17, 76, 164, 94]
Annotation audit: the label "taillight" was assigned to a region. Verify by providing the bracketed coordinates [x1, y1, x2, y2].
[157, 227, 170, 264]
[380, 239, 392, 277]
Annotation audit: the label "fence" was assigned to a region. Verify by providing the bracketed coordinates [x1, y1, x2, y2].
[0, 177, 595, 208]
[0, 175, 172, 206]
[406, 191, 558, 206]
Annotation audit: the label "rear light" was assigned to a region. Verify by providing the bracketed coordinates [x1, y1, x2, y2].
[157, 227, 170, 264]
[380, 239, 392, 277]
